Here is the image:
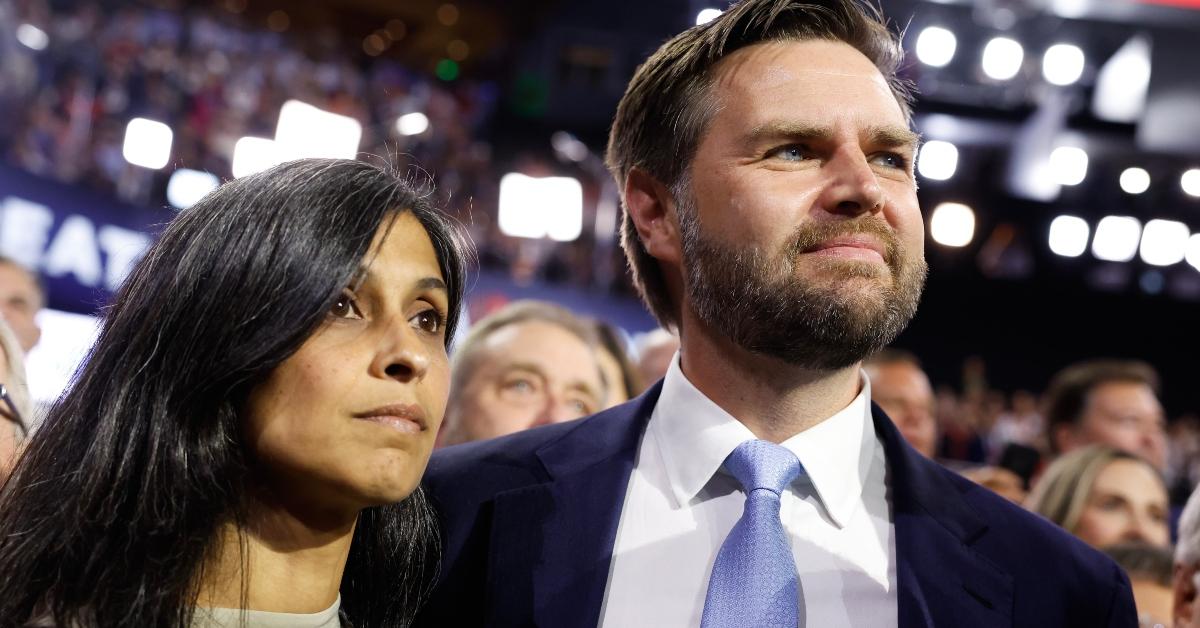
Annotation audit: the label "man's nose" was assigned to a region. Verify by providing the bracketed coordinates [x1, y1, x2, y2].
[814, 149, 886, 218]
[529, 393, 578, 428]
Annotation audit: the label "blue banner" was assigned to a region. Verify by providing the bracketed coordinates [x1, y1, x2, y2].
[0, 165, 171, 314]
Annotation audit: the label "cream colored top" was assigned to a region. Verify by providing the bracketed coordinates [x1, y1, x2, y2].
[191, 595, 341, 628]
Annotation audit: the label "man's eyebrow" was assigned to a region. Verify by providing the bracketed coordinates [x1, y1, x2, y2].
[869, 126, 921, 151]
[742, 122, 920, 152]
[567, 379, 604, 401]
[500, 362, 549, 378]
[744, 122, 833, 146]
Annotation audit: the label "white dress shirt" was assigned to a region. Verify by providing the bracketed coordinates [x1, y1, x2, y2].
[599, 354, 896, 628]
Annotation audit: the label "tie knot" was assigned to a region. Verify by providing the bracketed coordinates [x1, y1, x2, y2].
[723, 439, 801, 496]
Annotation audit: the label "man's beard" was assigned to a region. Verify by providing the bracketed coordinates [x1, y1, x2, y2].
[678, 198, 927, 371]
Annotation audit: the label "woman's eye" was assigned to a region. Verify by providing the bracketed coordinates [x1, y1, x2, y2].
[330, 292, 363, 320]
[411, 308, 444, 334]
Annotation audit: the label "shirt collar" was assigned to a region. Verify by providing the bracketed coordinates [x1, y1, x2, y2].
[650, 352, 876, 528]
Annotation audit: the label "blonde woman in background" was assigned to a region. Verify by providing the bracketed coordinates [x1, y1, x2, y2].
[1027, 445, 1170, 550]
[0, 317, 30, 476]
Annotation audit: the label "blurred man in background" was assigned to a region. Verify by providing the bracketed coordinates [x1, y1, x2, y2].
[438, 300, 606, 446]
[1045, 359, 1167, 471]
[864, 349, 936, 458]
[0, 257, 42, 353]
[1173, 484, 1200, 627]
[592, 320, 640, 409]
[633, 327, 678, 391]
[0, 317, 30, 476]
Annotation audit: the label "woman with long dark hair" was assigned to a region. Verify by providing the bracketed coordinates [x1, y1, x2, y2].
[0, 158, 468, 627]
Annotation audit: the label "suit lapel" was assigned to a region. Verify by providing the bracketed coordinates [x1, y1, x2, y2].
[486, 383, 662, 628]
[875, 405, 1014, 628]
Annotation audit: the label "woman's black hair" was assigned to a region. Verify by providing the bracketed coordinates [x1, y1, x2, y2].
[0, 158, 469, 627]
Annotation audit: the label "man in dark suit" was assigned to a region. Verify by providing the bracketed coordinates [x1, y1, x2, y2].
[415, 0, 1136, 625]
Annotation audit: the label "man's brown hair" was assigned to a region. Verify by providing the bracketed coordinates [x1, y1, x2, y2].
[604, 0, 913, 329]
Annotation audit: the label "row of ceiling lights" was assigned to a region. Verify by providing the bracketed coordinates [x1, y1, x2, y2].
[914, 26, 1089, 85]
[929, 201, 1200, 270]
[120, 104, 439, 209]
[916, 139, 1200, 197]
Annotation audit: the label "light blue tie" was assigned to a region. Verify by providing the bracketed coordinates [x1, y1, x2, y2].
[701, 439, 802, 628]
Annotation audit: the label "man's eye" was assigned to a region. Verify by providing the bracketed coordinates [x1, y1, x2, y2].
[568, 399, 593, 416]
[768, 145, 811, 162]
[873, 152, 909, 169]
[330, 292, 363, 320]
[503, 379, 536, 394]
[411, 308, 444, 334]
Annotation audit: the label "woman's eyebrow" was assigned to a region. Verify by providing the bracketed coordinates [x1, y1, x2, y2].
[414, 277, 448, 293]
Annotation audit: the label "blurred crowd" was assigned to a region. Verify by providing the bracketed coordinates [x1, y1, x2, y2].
[1, 0, 625, 294]
[0, 0, 499, 220]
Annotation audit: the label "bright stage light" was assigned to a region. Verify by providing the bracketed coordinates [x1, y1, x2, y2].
[916, 140, 958, 181]
[122, 118, 173, 170]
[551, 131, 589, 163]
[1049, 146, 1088, 186]
[1186, 234, 1200, 272]
[25, 309, 101, 408]
[1139, 219, 1189, 267]
[396, 112, 430, 136]
[1182, 169, 1200, 198]
[1042, 43, 1085, 86]
[274, 100, 362, 160]
[498, 173, 583, 242]
[16, 24, 48, 50]
[982, 37, 1024, 81]
[231, 137, 284, 178]
[696, 9, 723, 25]
[1048, 215, 1089, 258]
[1092, 216, 1142, 262]
[930, 202, 975, 247]
[1093, 36, 1150, 123]
[166, 169, 220, 209]
[915, 27, 957, 68]
[1119, 167, 1150, 195]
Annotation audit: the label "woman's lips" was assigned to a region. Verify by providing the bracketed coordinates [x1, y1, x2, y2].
[353, 404, 427, 434]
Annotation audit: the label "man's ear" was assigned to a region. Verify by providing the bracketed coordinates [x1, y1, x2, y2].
[1052, 423, 1076, 456]
[1174, 562, 1196, 627]
[624, 168, 682, 267]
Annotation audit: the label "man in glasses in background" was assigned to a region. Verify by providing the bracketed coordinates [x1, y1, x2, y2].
[0, 317, 31, 475]
[0, 257, 43, 355]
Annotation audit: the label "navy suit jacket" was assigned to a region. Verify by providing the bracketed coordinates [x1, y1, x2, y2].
[415, 382, 1137, 627]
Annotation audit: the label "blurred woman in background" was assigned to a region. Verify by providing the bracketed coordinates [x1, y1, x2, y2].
[1027, 445, 1170, 550]
[0, 158, 468, 627]
[1104, 543, 1173, 628]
